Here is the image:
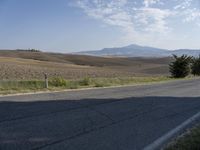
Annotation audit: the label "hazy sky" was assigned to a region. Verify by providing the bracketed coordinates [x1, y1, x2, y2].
[0, 0, 200, 52]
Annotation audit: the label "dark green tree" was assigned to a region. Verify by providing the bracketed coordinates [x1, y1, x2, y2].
[169, 55, 192, 78]
[191, 56, 200, 76]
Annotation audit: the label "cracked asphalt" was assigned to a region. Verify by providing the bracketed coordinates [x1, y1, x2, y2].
[0, 79, 200, 150]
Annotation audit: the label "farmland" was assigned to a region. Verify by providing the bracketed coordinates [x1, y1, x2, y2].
[0, 50, 171, 80]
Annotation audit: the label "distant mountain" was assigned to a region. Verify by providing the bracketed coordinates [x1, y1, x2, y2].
[171, 49, 200, 57]
[77, 44, 200, 57]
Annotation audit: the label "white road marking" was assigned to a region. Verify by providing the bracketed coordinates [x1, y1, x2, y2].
[143, 111, 200, 150]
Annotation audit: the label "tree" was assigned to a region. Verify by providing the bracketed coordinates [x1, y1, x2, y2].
[191, 56, 200, 76]
[169, 55, 192, 78]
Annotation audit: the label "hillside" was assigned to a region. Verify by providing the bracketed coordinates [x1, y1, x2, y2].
[0, 50, 171, 80]
[77, 44, 200, 57]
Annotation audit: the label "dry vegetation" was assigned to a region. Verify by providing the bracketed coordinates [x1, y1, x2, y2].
[165, 124, 200, 150]
[0, 50, 171, 80]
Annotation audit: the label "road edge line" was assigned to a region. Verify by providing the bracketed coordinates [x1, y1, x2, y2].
[143, 111, 200, 150]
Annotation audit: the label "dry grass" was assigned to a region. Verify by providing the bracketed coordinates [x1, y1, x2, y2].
[0, 50, 171, 80]
[0, 57, 129, 80]
[0, 76, 173, 95]
[164, 124, 200, 150]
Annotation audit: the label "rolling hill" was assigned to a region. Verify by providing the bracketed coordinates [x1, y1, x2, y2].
[77, 44, 200, 57]
[0, 50, 171, 80]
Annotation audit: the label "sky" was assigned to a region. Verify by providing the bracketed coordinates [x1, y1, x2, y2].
[0, 0, 200, 52]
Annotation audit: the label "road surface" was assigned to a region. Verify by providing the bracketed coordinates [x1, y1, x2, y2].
[0, 79, 200, 150]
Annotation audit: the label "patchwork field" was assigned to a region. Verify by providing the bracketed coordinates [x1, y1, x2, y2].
[0, 50, 172, 80]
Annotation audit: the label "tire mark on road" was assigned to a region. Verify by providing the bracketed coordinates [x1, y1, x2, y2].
[31, 105, 164, 150]
[31, 104, 200, 150]
[0, 99, 120, 124]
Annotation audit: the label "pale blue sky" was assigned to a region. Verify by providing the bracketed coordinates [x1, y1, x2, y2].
[0, 0, 200, 52]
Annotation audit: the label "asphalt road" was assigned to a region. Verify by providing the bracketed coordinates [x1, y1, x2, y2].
[1, 79, 200, 150]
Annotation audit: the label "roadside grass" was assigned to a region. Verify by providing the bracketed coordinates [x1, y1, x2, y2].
[0, 80, 47, 94]
[164, 124, 200, 150]
[0, 76, 189, 95]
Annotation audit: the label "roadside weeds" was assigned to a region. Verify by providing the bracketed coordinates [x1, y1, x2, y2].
[164, 124, 200, 150]
[0, 76, 197, 96]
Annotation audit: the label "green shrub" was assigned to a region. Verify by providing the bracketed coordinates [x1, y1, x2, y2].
[169, 55, 192, 78]
[79, 77, 91, 86]
[50, 77, 67, 87]
[191, 56, 200, 76]
[94, 82, 104, 87]
[68, 81, 78, 89]
[93, 78, 110, 87]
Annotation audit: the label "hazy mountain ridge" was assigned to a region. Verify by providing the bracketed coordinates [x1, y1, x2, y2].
[77, 44, 200, 57]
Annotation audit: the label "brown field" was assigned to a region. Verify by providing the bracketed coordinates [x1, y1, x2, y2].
[0, 50, 172, 80]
